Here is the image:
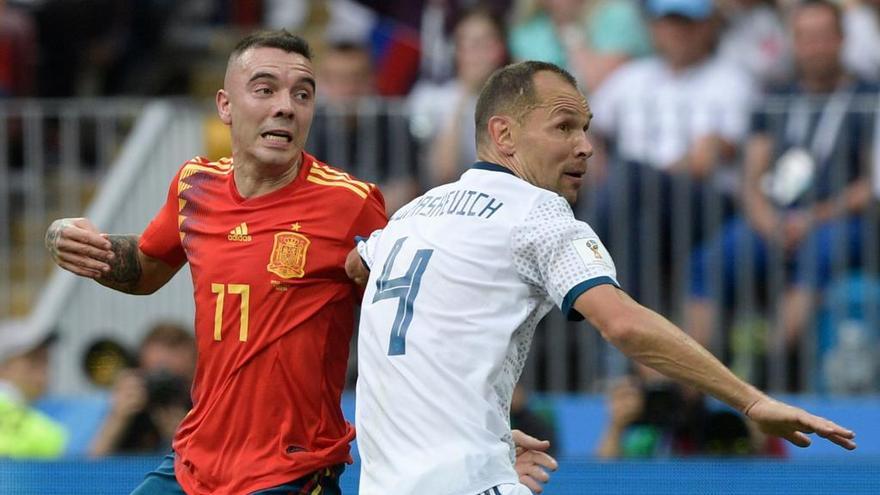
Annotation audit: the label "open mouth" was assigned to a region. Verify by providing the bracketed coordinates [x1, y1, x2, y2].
[261, 130, 293, 143]
[564, 171, 585, 179]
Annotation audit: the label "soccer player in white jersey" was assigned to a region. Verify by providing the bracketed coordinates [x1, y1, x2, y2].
[347, 61, 857, 495]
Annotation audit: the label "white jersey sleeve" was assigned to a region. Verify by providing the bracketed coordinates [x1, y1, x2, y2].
[511, 196, 619, 320]
[356, 229, 384, 271]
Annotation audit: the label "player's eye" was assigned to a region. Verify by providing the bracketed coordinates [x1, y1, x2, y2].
[255, 87, 273, 95]
[294, 90, 312, 101]
[557, 123, 570, 132]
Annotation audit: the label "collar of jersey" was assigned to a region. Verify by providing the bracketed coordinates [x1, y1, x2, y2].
[471, 161, 517, 176]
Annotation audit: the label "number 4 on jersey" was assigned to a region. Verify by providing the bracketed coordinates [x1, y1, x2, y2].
[373, 237, 433, 356]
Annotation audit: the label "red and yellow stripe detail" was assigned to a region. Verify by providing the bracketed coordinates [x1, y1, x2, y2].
[306, 163, 373, 199]
[177, 157, 234, 241]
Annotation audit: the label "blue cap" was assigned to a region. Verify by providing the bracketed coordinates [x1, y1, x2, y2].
[647, 0, 714, 20]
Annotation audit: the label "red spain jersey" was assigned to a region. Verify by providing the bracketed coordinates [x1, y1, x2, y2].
[139, 152, 387, 495]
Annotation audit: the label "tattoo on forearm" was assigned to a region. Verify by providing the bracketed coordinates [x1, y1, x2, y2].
[98, 235, 142, 291]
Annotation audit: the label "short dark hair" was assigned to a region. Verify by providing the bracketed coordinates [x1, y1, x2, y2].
[229, 29, 313, 63]
[474, 61, 578, 147]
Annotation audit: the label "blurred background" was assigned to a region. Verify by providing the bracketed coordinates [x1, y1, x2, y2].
[1, 0, 879, 493]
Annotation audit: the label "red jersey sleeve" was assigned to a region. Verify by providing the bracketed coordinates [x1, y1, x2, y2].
[347, 185, 388, 242]
[139, 166, 187, 267]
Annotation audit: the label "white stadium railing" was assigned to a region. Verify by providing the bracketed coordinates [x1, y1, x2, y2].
[2, 96, 879, 394]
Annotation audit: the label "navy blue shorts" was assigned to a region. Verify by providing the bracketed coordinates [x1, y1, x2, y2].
[130, 453, 345, 495]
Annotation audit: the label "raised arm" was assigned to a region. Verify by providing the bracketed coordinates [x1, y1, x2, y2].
[45, 217, 182, 295]
[575, 284, 856, 450]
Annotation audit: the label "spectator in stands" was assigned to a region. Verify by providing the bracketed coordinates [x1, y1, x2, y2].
[0, 319, 67, 458]
[0, 0, 37, 97]
[509, 0, 651, 91]
[409, 7, 509, 186]
[306, 40, 421, 213]
[686, 0, 877, 390]
[716, 0, 792, 85]
[89, 321, 195, 456]
[596, 365, 785, 458]
[587, 0, 755, 304]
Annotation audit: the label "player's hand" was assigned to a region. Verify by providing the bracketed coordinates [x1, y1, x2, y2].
[45, 217, 114, 279]
[512, 429, 558, 494]
[344, 247, 369, 287]
[744, 396, 856, 450]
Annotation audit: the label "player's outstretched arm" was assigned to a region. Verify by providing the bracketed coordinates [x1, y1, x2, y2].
[512, 429, 558, 494]
[574, 284, 856, 451]
[46, 217, 181, 295]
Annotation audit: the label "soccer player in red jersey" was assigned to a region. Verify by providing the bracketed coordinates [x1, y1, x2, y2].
[45, 31, 556, 494]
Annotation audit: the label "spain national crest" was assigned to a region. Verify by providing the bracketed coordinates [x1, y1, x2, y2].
[267, 232, 310, 279]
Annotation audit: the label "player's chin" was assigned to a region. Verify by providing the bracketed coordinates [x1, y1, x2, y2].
[558, 182, 581, 204]
[256, 148, 299, 166]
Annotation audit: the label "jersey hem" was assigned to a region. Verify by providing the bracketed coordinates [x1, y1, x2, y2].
[456, 475, 520, 495]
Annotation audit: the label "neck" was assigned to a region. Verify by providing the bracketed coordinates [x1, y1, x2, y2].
[666, 53, 708, 73]
[476, 149, 531, 182]
[233, 153, 302, 198]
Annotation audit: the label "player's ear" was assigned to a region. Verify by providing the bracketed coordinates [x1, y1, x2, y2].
[488, 115, 516, 156]
[216, 89, 232, 125]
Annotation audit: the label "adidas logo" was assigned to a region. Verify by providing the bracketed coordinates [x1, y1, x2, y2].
[227, 222, 252, 242]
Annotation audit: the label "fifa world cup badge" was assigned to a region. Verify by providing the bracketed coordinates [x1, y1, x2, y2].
[586, 240, 603, 259]
[267, 232, 310, 279]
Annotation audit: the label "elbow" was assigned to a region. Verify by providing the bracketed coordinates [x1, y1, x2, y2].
[135, 285, 160, 296]
[599, 314, 640, 350]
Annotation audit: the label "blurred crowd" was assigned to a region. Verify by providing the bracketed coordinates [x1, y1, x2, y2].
[2, 0, 880, 460]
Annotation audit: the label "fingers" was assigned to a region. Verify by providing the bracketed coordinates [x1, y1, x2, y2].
[518, 460, 551, 483]
[516, 458, 552, 494]
[518, 474, 544, 494]
[66, 227, 112, 251]
[784, 431, 812, 448]
[512, 429, 551, 451]
[522, 450, 558, 472]
[46, 217, 114, 277]
[344, 248, 369, 287]
[56, 251, 111, 276]
[802, 415, 857, 450]
[56, 259, 104, 279]
[824, 433, 857, 450]
[514, 447, 558, 494]
[57, 236, 114, 264]
[815, 423, 856, 450]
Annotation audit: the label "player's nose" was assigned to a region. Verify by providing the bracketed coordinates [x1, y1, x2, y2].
[574, 130, 593, 160]
[272, 94, 296, 119]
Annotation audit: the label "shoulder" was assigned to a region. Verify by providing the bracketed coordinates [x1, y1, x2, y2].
[177, 156, 234, 177]
[305, 153, 379, 202]
[524, 194, 576, 222]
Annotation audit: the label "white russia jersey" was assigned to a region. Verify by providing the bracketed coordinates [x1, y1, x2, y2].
[355, 163, 619, 495]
